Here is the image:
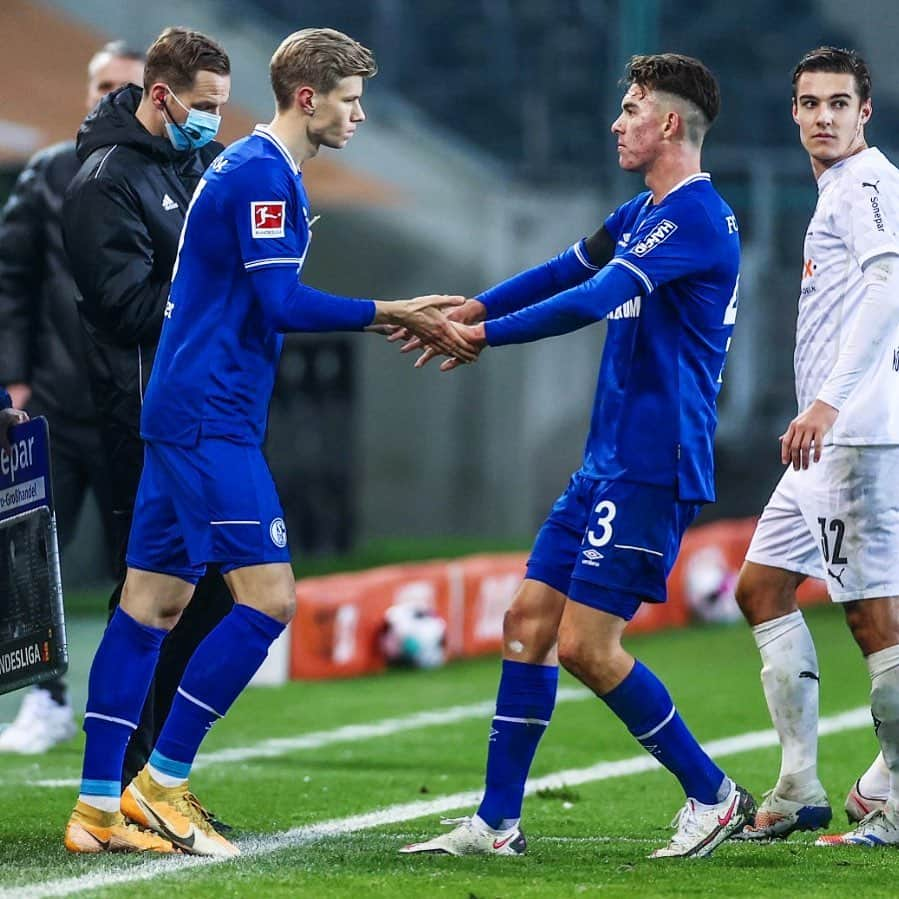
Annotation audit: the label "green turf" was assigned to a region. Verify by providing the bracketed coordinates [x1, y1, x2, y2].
[1, 604, 894, 898]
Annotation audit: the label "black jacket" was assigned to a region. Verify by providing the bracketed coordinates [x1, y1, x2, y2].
[0, 141, 92, 421]
[62, 85, 221, 511]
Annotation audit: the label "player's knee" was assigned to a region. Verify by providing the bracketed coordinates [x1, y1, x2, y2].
[734, 564, 796, 626]
[502, 603, 556, 660]
[844, 602, 899, 655]
[249, 594, 296, 625]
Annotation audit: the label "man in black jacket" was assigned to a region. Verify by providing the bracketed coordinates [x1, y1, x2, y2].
[62, 27, 237, 793]
[0, 42, 145, 754]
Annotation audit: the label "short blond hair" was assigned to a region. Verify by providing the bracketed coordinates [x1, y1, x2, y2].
[270, 28, 377, 111]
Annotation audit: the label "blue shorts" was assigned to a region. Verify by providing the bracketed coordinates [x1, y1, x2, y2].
[126, 439, 291, 584]
[526, 472, 700, 620]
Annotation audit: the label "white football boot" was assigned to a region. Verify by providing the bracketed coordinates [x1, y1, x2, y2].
[0, 687, 77, 754]
[816, 805, 899, 847]
[735, 785, 832, 839]
[400, 816, 526, 856]
[651, 782, 756, 858]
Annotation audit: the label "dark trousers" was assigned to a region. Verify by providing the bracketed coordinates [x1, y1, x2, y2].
[29, 408, 117, 701]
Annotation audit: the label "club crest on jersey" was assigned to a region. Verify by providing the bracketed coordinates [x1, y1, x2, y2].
[269, 517, 288, 548]
[251, 201, 286, 238]
[632, 219, 677, 256]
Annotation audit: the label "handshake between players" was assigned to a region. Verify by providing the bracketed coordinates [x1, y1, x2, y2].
[379, 297, 488, 370]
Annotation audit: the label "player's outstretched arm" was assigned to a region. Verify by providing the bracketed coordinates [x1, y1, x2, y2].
[780, 253, 899, 470]
[384, 227, 615, 358]
[413, 264, 643, 373]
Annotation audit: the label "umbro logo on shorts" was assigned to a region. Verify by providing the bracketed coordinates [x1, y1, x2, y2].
[269, 517, 288, 548]
[581, 549, 604, 566]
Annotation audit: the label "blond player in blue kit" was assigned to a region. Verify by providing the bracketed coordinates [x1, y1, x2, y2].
[64, 28, 475, 857]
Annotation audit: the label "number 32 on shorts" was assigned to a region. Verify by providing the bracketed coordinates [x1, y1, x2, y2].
[587, 501, 617, 548]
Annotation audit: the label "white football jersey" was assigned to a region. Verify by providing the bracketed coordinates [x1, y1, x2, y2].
[795, 147, 899, 444]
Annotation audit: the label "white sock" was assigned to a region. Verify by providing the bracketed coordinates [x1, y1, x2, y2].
[77, 794, 119, 813]
[752, 611, 821, 798]
[858, 752, 890, 800]
[867, 645, 899, 810]
[148, 762, 187, 789]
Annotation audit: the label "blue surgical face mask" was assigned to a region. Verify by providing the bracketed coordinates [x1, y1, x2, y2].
[163, 89, 221, 151]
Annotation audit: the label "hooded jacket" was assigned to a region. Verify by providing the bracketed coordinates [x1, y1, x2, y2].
[0, 141, 90, 420]
[62, 84, 221, 511]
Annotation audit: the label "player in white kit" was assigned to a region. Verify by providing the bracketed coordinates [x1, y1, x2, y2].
[734, 46, 899, 846]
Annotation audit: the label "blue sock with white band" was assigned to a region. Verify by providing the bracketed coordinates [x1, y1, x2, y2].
[151, 604, 286, 785]
[601, 659, 728, 805]
[79, 608, 167, 811]
[476, 660, 558, 829]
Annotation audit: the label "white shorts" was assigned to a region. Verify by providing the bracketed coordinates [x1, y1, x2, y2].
[745, 446, 899, 602]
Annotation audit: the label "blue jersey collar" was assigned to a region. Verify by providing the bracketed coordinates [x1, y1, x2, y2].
[253, 125, 299, 175]
[656, 172, 711, 204]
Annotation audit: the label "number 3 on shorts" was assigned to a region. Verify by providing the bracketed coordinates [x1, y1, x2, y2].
[587, 500, 617, 548]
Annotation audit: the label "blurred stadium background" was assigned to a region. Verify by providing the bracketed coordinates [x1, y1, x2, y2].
[1, 0, 897, 584]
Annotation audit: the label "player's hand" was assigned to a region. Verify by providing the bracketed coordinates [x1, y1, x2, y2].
[414, 322, 487, 370]
[374, 295, 479, 362]
[6, 382, 31, 410]
[0, 408, 29, 452]
[396, 298, 487, 355]
[779, 399, 838, 470]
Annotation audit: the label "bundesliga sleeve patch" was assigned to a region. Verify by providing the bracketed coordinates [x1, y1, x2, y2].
[251, 201, 286, 238]
[633, 219, 678, 256]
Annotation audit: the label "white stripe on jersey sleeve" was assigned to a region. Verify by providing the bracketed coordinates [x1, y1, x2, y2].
[244, 257, 304, 271]
[608, 257, 654, 294]
[573, 241, 602, 271]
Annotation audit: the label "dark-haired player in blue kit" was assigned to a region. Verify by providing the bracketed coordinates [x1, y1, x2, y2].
[64, 27, 474, 858]
[401, 54, 754, 860]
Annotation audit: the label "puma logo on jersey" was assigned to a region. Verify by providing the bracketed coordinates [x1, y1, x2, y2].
[162, 194, 179, 211]
[862, 180, 880, 194]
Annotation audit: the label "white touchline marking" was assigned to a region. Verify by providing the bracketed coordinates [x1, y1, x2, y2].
[25, 686, 592, 789]
[8, 705, 871, 899]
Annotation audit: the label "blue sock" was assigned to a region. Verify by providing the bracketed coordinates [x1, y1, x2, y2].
[152, 604, 285, 779]
[601, 660, 727, 805]
[476, 660, 558, 829]
[80, 608, 167, 804]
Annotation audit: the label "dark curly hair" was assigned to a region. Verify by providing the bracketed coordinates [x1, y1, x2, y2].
[624, 54, 720, 142]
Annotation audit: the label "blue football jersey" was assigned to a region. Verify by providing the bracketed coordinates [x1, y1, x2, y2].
[141, 126, 316, 447]
[587, 173, 740, 501]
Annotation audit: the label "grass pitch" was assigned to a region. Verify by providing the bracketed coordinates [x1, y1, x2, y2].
[0, 603, 894, 898]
